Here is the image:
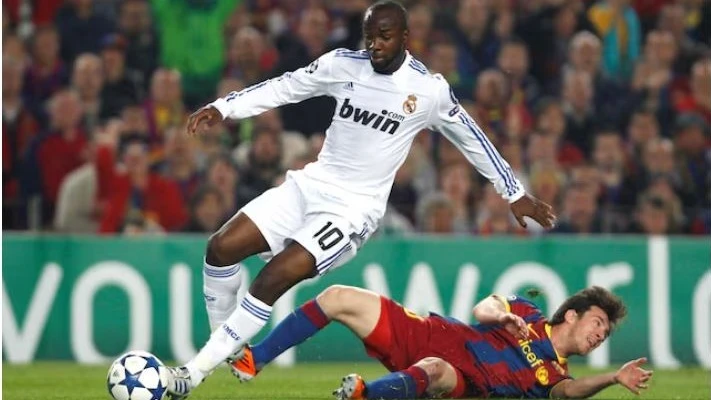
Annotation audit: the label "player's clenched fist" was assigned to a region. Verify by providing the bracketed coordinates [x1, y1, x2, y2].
[187, 106, 222, 136]
[498, 312, 528, 340]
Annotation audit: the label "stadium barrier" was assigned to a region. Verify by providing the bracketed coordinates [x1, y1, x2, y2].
[2, 235, 709, 368]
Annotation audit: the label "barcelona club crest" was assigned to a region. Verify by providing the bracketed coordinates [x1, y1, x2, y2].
[403, 94, 417, 114]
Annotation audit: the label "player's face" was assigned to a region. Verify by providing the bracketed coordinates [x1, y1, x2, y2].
[570, 306, 610, 355]
[363, 9, 408, 73]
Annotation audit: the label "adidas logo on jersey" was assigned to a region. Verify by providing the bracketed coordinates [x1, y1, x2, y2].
[343, 82, 354, 91]
[338, 98, 404, 135]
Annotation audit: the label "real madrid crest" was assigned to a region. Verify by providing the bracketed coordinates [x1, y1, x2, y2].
[403, 94, 417, 114]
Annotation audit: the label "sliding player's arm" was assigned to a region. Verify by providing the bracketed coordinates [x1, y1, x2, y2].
[472, 295, 528, 340]
[187, 50, 337, 134]
[550, 358, 652, 399]
[427, 75, 555, 229]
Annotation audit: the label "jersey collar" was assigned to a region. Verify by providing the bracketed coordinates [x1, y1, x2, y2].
[545, 323, 568, 365]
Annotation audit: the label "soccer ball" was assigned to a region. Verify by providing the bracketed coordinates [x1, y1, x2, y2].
[107, 350, 169, 400]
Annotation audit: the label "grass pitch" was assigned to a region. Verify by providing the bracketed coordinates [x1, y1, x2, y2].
[2, 362, 709, 400]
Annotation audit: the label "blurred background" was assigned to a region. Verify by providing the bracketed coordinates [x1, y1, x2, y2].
[2, 0, 710, 373]
[2, 0, 710, 236]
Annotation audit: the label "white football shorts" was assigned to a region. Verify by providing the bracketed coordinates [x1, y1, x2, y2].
[239, 170, 379, 275]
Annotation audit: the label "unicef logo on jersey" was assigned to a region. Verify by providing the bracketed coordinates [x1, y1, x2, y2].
[338, 98, 405, 135]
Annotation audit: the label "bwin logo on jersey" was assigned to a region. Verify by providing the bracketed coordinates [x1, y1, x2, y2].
[338, 98, 404, 134]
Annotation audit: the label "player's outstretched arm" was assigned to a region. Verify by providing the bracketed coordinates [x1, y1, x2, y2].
[187, 50, 337, 136]
[550, 358, 653, 399]
[427, 77, 556, 229]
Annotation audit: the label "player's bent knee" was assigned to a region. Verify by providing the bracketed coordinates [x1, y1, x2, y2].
[415, 357, 448, 382]
[415, 357, 460, 395]
[206, 230, 232, 265]
[316, 285, 355, 318]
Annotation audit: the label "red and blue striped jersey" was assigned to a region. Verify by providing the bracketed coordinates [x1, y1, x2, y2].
[434, 295, 571, 398]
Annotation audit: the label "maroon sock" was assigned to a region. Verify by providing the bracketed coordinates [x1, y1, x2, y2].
[301, 299, 330, 328]
[404, 365, 430, 396]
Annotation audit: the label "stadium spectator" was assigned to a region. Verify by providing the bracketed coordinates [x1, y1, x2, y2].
[160, 126, 201, 204]
[534, 97, 585, 168]
[55, 0, 115, 64]
[629, 192, 678, 234]
[23, 25, 68, 125]
[53, 121, 123, 233]
[439, 162, 477, 233]
[152, 0, 240, 107]
[182, 185, 227, 233]
[428, 40, 466, 100]
[451, 0, 500, 99]
[587, 0, 642, 80]
[143, 68, 186, 144]
[98, 134, 188, 233]
[25, 90, 88, 227]
[497, 38, 541, 110]
[237, 128, 284, 204]
[224, 27, 274, 85]
[528, 163, 567, 217]
[625, 107, 661, 171]
[204, 153, 246, 218]
[416, 192, 458, 234]
[405, 2, 434, 61]
[387, 150, 420, 226]
[561, 69, 596, 155]
[552, 184, 602, 234]
[272, 8, 335, 136]
[674, 58, 711, 124]
[100, 34, 143, 118]
[672, 113, 711, 209]
[477, 183, 527, 235]
[657, 3, 710, 75]
[591, 129, 635, 207]
[71, 53, 108, 132]
[3, 57, 41, 229]
[117, 0, 159, 89]
[565, 31, 630, 126]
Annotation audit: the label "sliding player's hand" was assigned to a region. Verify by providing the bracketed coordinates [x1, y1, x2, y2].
[510, 194, 556, 229]
[498, 312, 528, 340]
[614, 358, 653, 395]
[187, 106, 222, 136]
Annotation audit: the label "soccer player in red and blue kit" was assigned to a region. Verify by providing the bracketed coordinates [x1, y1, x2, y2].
[232, 285, 652, 399]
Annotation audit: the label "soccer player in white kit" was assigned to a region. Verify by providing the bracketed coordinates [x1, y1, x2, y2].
[166, 1, 556, 397]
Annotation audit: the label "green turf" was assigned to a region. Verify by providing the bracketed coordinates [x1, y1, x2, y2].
[2, 362, 709, 400]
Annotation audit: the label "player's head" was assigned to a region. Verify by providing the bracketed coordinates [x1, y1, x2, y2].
[362, 1, 409, 73]
[549, 286, 627, 356]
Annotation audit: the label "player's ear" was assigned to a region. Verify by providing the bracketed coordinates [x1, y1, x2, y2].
[564, 309, 578, 324]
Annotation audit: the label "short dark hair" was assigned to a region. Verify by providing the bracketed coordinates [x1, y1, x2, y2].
[368, 0, 409, 31]
[549, 286, 627, 330]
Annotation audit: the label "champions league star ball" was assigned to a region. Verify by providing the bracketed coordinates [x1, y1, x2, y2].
[107, 351, 169, 400]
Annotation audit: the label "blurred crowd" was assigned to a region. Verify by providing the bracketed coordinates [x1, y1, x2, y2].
[2, 0, 710, 236]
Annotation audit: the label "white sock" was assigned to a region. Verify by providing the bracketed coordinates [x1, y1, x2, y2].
[187, 292, 272, 383]
[203, 260, 243, 331]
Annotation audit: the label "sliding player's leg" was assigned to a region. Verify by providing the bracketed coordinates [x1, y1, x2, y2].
[334, 358, 464, 400]
[233, 284, 384, 380]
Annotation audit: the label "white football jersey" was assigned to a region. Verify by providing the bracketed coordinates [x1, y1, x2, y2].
[210, 48, 524, 215]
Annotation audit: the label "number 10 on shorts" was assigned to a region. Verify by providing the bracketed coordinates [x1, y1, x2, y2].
[313, 222, 344, 250]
